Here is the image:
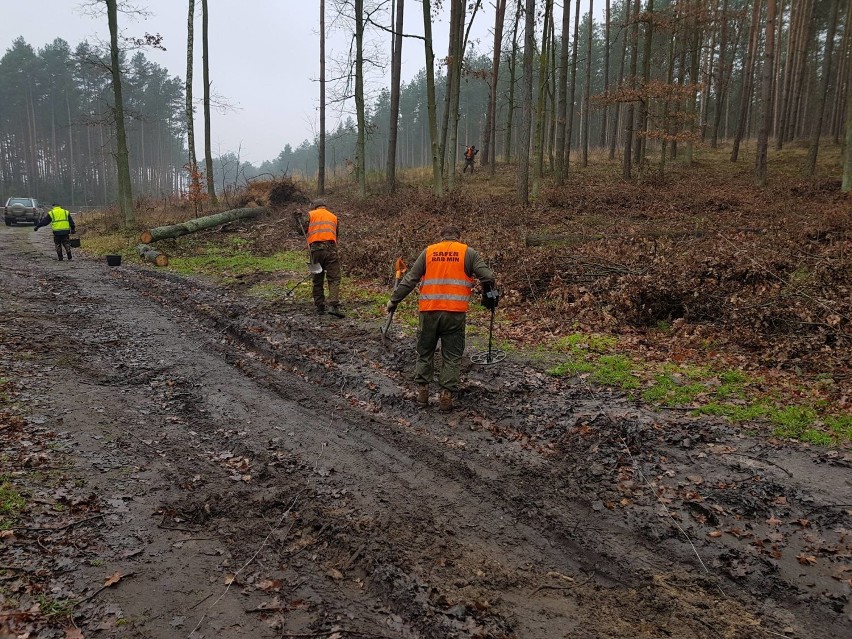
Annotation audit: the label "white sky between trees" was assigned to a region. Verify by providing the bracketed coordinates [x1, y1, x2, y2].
[0, 0, 603, 165]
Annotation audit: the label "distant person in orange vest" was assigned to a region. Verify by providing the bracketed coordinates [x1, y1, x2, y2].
[462, 145, 479, 173]
[298, 199, 344, 317]
[34, 202, 76, 261]
[385, 226, 497, 411]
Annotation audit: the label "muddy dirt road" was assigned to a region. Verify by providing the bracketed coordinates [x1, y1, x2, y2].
[1, 227, 850, 638]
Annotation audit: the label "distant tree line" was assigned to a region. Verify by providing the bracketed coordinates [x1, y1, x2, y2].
[310, 0, 852, 199]
[2, 0, 851, 216]
[0, 36, 186, 207]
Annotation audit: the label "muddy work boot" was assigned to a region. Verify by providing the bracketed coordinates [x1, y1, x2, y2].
[415, 385, 429, 407]
[439, 389, 454, 413]
[327, 304, 345, 318]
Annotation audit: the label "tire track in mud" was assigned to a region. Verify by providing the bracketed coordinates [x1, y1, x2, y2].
[3, 228, 848, 638]
[112, 264, 851, 638]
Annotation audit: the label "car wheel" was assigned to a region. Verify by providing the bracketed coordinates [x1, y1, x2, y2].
[3, 219, 11, 227]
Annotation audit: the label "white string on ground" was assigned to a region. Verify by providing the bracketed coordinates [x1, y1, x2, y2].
[572, 376, 795, 638]
[186, 433, 330, 639]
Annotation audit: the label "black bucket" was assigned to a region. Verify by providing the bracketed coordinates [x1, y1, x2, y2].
[106, 254, 122, 267]
[69, 237, 81, 248]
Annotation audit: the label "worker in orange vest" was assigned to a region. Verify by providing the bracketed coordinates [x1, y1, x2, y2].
[385, 226, 497, 412]
[300, 199, 344, 317]
[462, 145, 478, 173]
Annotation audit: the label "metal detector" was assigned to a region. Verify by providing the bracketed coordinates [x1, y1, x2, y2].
[469, 304, 506, 365]
[284, 262, 323, 297]
[380, 308, 396, 348]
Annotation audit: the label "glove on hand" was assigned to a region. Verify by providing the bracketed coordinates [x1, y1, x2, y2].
[385, 300, 398, 314]
[482, 288, 500, 310]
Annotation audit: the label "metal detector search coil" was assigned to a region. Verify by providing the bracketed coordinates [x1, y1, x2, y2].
[469, 301, 505, 365]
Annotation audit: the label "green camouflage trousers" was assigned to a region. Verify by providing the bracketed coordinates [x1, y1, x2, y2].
[415, 310, 466, 391]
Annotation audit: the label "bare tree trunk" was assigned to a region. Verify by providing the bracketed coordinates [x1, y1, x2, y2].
[355, 0, 367, 197]
[202, 0, 217, 205]
[637, 0, 654, 174]
[755, 0, 776, 187]
[318, 0, 326, 195]
[609, 0, 629, 160]
[440, 0, 460, 178]
[483, 0, 507, 170]
[106, 0, 134, 224]
[446, 0, 466, 192]
[566, 0, 581, 171]
[843, 72, 852, 191]
[685, 0, 701, 164]
[533, 0, 553, 197]
[599, 0, 610, 150]
[731, 0, 762, 162]
[623, 0, 640, 179]
[186, 0, 198, 181]
[581, 0, 593, 167]
[555, 0, 572, 183]
[386, 0, 404, 192]
[517, 0, 536, 204]
[782, 0, 815, 145]
[505, 1, 522, 163]
[805, 0, 840, 176]
[710, 0, 730, 148]
[422, 0, 443, 195]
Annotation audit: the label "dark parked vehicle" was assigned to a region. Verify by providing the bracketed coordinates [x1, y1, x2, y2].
[4, 197, 44, 226]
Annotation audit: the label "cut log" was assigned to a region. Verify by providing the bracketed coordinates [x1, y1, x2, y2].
[140, 207, 267, 244]
[136, 244, 169, 267]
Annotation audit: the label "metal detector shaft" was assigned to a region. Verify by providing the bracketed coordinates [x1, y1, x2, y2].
[380, 309, 396, 348]
[486, 306, 496, 363]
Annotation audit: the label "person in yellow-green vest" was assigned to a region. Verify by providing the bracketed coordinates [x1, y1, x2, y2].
[385, 226, 497, 412]
[34, 203, 76, 261]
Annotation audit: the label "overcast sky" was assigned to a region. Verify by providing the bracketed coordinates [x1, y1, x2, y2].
[0, 1, 601, 165]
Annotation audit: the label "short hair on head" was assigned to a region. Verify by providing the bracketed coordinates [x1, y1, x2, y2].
[440, 226, 461, 240]
[311, 198, 326, 208]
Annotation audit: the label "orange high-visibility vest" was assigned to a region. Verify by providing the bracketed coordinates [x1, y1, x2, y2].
[419, 241, 474, 313]
[307, 207, 338, 244]
[465, 147, 473, 159]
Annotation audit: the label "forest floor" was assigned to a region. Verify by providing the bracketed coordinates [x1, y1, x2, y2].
[1, 148, 851, 638]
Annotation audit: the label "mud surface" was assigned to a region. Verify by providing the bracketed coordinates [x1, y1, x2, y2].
[1, 227, 850, 638]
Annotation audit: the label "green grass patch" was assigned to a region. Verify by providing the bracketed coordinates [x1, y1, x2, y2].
[642, 373, 706, 405]
[826, 415, 852, 441]
[592, 355, 639, 389]
[35, 594, 74, 618]
[168, 250, 305, 280]
[549, 352, 638, 389]
[80, 231, 135, 258]
[0, 479, 26, 528]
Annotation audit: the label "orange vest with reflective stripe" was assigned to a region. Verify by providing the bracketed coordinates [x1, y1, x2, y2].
[307, 207, 338, 244]
[419, 241, 474, 313]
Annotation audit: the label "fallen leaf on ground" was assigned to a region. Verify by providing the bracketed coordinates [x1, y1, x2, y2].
[65, 628, 85, 639]
[796, 553, 817, 566]
[103, 571, 123, 587]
